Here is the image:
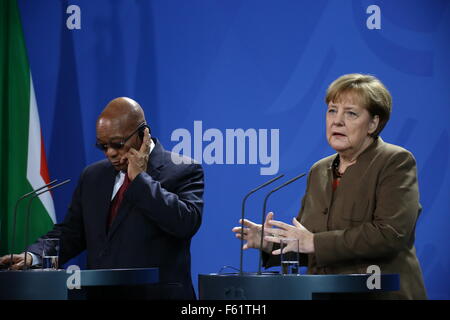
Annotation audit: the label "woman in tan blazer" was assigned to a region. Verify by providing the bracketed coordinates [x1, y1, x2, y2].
[233, 74, 427, 299]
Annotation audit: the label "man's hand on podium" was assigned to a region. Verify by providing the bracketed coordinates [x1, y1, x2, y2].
[0, 253, 33, 270]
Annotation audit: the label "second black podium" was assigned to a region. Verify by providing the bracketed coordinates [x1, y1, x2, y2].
[199, 273, 400, 300]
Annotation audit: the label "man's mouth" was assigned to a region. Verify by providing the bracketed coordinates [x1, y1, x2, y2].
[111, 161, 123, 167]
[112, 158, 128, 166]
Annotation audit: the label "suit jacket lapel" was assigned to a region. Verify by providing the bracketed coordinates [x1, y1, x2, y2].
[325, 157, 335, 230]
[97, 163, 117, 240]
[147, 137, 165, 178]
[106, 138, 165, 240]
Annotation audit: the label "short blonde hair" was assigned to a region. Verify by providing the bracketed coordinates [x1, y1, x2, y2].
[325, 74, 392, 137]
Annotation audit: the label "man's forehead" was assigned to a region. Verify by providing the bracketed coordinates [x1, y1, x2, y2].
[96, 117, 128, 138]
[99, 114, 134, 128]
[97, 116, 121, 127]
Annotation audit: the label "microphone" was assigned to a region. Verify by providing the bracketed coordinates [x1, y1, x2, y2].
[23, 179, 71, 270]
[257, 172, 306, 275]
[239, 174, 284, 275]
[9, 179, 58, 269]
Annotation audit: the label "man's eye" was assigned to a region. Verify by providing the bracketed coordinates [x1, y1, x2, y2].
[95, 142, 108, 151]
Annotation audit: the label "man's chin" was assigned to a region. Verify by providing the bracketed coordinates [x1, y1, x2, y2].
[112, 163, 127, 172]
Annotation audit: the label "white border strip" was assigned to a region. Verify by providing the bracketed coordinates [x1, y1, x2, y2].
[26, 73, 56, 223]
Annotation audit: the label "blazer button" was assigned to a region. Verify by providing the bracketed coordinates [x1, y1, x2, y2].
[322, 208, 328, 215]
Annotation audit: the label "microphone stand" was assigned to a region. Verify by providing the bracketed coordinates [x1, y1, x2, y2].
[23, 179, 71, 270]
[257, 173, 306, 275]
[239, 174, 284, 275]
[9, 180, 58, 269]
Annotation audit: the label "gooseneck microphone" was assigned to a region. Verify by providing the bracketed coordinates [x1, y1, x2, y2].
[9, 179, 58, 269]
[257, 172, 306, 275]
[23, 179, 71, 270]
[239, 174, 284, 275]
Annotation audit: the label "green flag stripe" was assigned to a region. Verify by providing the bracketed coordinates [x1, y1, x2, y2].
[0, 0, 53, 255]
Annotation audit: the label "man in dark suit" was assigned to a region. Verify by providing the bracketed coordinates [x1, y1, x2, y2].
[1, 97, 204, 299]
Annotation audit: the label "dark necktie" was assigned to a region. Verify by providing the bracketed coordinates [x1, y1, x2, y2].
[107, 173, 131, 228]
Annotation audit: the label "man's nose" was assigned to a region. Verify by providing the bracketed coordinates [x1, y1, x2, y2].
[105, 146, 119, 158]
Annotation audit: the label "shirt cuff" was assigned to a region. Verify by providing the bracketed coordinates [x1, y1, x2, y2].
[28, 252, 42, 266]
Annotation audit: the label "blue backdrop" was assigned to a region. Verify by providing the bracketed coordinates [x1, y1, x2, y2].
[17, 0, 450, 299]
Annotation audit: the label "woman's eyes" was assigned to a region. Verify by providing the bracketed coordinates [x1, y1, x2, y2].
[327, 109, 358, 119]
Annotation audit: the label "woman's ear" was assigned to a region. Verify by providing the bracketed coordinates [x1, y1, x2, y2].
[368, 114, 380, 135]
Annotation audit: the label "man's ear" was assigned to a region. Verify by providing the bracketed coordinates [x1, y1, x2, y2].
[368, 115, 380, 135]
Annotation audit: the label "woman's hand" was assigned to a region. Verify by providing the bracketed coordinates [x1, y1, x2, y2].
[264, 218, 315, 254]
[232, 212, 275, 253]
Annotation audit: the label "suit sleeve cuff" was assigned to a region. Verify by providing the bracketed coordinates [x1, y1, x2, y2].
[314, 230, 345, 267]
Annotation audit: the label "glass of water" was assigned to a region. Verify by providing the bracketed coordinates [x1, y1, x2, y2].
[280, 238, 300, 275]
[42, 238, 59, 271]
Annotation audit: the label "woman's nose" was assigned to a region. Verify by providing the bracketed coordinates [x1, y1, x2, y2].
[333, 110, 345, 125]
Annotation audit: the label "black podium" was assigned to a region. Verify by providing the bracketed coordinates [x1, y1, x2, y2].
[198, 273, 400, 300]
[0, 268, 159, 300]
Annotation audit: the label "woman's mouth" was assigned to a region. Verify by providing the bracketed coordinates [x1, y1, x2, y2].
[332, 132, 346, 137]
